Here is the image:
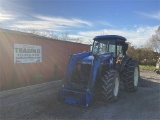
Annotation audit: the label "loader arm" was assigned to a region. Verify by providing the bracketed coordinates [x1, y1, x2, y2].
[66, 52, 92, 82]
[88, 52, 114, 91]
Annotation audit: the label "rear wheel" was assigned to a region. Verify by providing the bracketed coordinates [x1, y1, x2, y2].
[101, 70, 120, 102]
[122, 59, 140, 92]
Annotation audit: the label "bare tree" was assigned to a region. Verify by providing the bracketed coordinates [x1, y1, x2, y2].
[16, 29, 92, 45]
[29, 29, 39, 34]
[145, 26, 160, 52]
[42, 30, 59, 40]
[60, 31, 70, 41]
[74, 37, 84, 43]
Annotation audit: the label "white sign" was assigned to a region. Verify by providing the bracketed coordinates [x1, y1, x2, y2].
[14, 44, 42, 63]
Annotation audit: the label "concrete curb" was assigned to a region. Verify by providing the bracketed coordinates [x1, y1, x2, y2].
[0, 80, 62, 95]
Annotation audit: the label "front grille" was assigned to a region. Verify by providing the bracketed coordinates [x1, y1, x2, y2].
[71, 64, 92, 86]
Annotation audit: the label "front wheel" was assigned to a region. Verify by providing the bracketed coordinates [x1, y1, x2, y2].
[101, 70, 120, 102]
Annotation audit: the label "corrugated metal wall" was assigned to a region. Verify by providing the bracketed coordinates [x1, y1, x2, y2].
[0, 29, 90, 91]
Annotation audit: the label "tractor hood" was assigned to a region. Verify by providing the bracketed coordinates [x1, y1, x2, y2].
[81, 55, 94, 64]
[81, 52, 113, 64]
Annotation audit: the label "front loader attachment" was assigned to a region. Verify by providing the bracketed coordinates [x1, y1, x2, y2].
[59, 88, 92, 107]
[58, 52, 93, 107]
[58, 51, 113, 107]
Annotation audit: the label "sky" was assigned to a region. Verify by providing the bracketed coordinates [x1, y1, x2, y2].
[0, 0, 159, 46]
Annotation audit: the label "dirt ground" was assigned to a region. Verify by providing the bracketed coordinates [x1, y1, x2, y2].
[0, 70, 160, 120]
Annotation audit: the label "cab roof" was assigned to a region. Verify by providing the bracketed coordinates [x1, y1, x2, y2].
[93, 35, 126, 42]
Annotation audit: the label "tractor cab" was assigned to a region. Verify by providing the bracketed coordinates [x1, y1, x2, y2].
[92, 35, 128, 64]
[92, 35, 128, 68]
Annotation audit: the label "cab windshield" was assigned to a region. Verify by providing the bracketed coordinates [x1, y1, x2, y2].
[92, 40, 116, 56]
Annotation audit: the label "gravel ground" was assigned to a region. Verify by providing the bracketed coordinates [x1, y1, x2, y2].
[0, 70, 160, 120]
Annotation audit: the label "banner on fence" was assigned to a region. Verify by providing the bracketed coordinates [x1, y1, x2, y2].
[14, 44, 42, 63]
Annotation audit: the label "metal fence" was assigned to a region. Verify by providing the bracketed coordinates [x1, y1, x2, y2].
[0, 29, 90, 91]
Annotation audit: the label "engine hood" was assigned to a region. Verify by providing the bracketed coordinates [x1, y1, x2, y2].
[82, 55, 94, 64]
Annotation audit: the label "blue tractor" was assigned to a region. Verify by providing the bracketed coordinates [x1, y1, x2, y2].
[59, 35, 140, 107]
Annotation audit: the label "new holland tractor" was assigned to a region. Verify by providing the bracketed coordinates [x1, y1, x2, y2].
[59, 35, 140, 107]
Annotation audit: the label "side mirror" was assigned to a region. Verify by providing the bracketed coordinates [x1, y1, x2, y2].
[122, 43, 128, 55]
[123, 43, 128, 51]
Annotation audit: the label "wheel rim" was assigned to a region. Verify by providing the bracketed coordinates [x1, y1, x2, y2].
[134, 67, 139, 86]
[114, 77, 119, 96]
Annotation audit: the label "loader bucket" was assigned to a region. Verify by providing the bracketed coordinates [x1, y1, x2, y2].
[59, 88, 92, 107]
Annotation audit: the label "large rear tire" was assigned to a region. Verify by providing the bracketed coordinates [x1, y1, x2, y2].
[122, 59, 140, 92]
[101, 70, 120, 102]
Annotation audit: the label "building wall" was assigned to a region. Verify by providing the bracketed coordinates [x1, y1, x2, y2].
[0, 29, 90, 91]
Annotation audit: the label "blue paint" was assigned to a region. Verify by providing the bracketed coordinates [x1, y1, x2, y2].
[59, 51, 114, 107]
[94, 35, 126, 41]
[65, 97, 77, 105]
[82, 55, 94, 64]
